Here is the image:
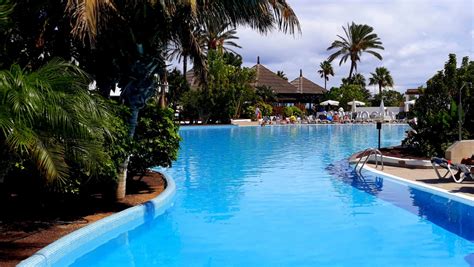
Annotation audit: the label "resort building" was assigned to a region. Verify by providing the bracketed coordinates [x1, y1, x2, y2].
[185, 57, 326, 109]
[251, 57, 326, 107]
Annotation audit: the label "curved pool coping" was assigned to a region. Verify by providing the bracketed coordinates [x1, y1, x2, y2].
[18, 172, 176, 267]
[363, 165, 474, 207]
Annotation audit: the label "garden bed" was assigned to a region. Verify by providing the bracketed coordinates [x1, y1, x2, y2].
[0, 171, 165, 267]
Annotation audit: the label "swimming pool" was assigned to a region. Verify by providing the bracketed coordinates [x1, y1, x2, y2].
[71, 125, 474, 266]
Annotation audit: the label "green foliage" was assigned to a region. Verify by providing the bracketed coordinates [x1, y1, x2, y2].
[318, 60, 334, 90]
[325, 84, 370, 108]
[167, 68, 190, 108]
[403, 54, 474, 156]
[128, 101, 180, 177]
[245, 102, 273, 119]
[372, 90, 403, 107]
[276, 70, 288, 80]
[283, 106, 303, 117]
[369, 67, 394, 94]
[327, 22, 384, 78]
[255, 85, 277, 103]
[0, 59, 121, 191]
[180, 50, 256, 123]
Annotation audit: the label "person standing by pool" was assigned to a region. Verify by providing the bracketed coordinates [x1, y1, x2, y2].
[255, 107, 262, 120]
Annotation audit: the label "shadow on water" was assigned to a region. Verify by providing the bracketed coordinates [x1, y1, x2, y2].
[327, 160, 474, 244]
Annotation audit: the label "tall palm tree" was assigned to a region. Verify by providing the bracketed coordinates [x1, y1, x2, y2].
[65, 0, 301, 199]
[327, 22, 384, 79]
[317, 60, 334, 90]
[369, 67, 394, 94]
[0, 59, 113, 186]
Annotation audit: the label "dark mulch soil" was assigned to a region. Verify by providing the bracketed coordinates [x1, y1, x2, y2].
[0, 171, 165, 267]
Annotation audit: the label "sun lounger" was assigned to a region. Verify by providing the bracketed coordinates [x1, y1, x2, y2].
[431, 157, 473, 183]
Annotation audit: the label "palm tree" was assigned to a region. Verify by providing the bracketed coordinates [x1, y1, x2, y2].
[327, 22, 384, 79]
[201, 20, 242, 53]
[0, 59, 113, 186]
[369, 67, 394, 94]
[65, 0, 301, 199]
[317, 60, 334, 90]
[276, 70, 288, 80]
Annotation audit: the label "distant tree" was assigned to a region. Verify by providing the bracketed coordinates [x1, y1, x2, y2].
[327, 22, 384, 79]
[276, 70, 288, 80]
[223, 52, 243, 67]
[318, 60, 334, 90]
[342, 73, 366, 88]
[167, 68, 190, 109]
[255, 85, 277, 103]
[369, 67, 394, 94]
[325, 84, 369, 108]
[372, 90, 403, 107]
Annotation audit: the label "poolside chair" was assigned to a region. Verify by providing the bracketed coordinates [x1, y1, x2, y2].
[431, 157, 473, 183]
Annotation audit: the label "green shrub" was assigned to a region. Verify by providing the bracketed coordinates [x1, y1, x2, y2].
[403, 54, 474, 156]
[128, 101, 181, 178]
[283, 106, 303, 117]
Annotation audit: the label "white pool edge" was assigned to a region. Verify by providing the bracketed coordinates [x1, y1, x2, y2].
[17, 172, 176, 267]
[364, 165, 474, 207]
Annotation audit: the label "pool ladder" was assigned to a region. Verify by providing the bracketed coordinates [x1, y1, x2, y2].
[354, 148, 384, 175]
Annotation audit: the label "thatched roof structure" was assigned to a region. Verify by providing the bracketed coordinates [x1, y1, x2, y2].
[251, 58, 297, 94]
[289, 70, 326, 95]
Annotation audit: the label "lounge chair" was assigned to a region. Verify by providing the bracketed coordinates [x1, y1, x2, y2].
[431, 157, 473, 183]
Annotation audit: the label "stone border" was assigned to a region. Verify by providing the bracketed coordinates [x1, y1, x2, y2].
[18, 172, 176, 267]
[364, 165, 474, 207]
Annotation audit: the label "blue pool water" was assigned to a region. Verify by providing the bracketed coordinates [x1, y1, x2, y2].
[73, 125, 474, 266]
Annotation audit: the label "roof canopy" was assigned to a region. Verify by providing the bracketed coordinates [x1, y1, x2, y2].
[290, 75, 326, 95]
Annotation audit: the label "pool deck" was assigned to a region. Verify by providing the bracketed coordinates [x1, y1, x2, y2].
[367, 163, 474, 198]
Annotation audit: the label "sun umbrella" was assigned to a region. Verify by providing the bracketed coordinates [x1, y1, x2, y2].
[379, 99, 386, 119]
[348, 100, 365, 112]
[320, 100, 339, 106]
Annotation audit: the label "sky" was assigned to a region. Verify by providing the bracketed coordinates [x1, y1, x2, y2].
[232, 0, 474, 94]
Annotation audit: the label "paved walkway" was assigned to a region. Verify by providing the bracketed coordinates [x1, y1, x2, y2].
[367, 164, 474, 198]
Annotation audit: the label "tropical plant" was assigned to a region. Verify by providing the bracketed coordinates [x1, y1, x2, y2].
[369, 67, 394, 94]
[255, 85, 277, 103]
[128, 102, 180, 179]
[342, 73, 367, 88]
[276, 70, 288, 80]
[403, 54, 474, 156]
[201, 20, 241, 53]
[0, 59, 116, 188]
[327, 22, 384, 79]
[61, 0, 300, 198]
[283, 106, 303, 117]
[318, 60, 334, 90]
[372, 90, 403, 107]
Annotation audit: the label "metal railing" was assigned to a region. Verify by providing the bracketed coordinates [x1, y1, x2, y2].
[354, 148, 384, 175]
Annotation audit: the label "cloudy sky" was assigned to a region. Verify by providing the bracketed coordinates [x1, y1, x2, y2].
[234, 0, 473, 94]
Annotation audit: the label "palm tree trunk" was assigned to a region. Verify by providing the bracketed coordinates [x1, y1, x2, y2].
[348, 61, 356, 79]
[183, 55, 187, 78]
[379, 84, 382, 95]
[116, 107, 140, 200]
[324, 76, 327, 90]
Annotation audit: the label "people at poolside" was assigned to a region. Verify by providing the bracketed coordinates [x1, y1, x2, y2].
[255, 107, 262, 120]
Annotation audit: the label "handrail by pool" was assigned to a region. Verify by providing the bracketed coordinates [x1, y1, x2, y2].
[18, 171, 176, 267]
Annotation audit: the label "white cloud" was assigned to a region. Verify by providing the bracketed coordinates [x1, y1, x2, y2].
[235, 0, 474, 93]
